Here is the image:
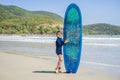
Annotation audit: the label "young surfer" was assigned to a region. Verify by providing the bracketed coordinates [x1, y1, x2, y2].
[55, 31, 69, 73]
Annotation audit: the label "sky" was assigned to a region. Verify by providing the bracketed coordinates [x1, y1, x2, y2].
[0, 0, 120, 25]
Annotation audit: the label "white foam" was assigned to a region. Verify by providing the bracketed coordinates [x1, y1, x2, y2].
[0, 35, 56, 43]
[83, 37, 120, 40]
[81, 61, 120, 68]
[84, 43, 120, 47]
[0, 35, 120, 44]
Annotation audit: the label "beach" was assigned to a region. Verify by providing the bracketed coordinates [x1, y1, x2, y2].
[0, 52, 119, 80]
[0, 35, 120, 80]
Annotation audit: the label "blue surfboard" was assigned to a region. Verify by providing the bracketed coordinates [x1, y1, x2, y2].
[63, 3, 82, 73]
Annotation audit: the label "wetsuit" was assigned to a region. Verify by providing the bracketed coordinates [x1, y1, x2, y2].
[56, 37, 64, 55]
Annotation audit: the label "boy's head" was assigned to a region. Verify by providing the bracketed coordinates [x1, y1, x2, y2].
[56, 31, 62, 38]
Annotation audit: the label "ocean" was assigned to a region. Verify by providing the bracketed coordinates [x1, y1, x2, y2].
[0, 35, 120, 77]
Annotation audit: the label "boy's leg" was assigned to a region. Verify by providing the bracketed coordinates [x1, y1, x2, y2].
[56, 54, 63, 68]
[55, 54, 63, 73]
[58, 54, 63, 72]
[58, 54, 63, 68]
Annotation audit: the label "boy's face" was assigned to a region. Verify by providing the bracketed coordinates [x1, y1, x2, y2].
[56, 32, 62, 38]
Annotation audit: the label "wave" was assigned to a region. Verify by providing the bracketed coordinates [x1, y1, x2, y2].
[0, 35, 56, 43]
[84, 43, 120, 47]
[0, 35, 120, 44]
[81, 61, 120, 68]
[83, 37, 120, 40]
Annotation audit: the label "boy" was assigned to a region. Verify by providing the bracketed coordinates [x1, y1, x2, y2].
[55, 31, 69, 73]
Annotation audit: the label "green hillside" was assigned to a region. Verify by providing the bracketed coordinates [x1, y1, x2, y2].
[0, 4, 63, 34]
[0, 4, 30, 21]
[32, 11, 63, 23]
[83, 23, 120, 35]
[0, 4, 63, 25]
[0, 4, 120, 35]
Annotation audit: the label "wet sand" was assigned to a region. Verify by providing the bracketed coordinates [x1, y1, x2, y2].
[0, 52, 119, 80]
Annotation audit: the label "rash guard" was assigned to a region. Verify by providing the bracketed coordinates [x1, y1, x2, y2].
[56, 37, 64, 55]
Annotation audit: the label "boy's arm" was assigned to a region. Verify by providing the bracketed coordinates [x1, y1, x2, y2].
[61, 39, 67, 45]
[62, 39, 69, 45]
[57, 39, 69, 45]
[64, 39, 69, 43]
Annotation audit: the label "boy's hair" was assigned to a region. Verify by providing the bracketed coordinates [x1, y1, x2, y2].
[56, 31, 62, 35]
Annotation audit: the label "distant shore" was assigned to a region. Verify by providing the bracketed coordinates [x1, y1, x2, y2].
[0, 34, 120, 37]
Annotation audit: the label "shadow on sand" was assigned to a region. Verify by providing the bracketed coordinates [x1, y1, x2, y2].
[32, 70, 67, 74]
[32, 70, 56, 74]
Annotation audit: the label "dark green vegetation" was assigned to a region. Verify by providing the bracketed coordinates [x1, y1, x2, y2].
[83, 23, 120, 35]
[0, 4, 120, 35]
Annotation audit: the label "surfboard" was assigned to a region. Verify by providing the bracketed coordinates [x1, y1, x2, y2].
[63, 3, 82, 73]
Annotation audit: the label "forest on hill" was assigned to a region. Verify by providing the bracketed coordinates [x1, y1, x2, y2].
[0, 4, 120, 35]
[83, 23, 120, 35]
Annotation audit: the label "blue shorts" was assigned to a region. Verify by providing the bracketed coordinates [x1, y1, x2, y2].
[56, 52, 62, 55]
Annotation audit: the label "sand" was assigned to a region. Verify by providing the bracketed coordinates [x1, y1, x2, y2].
[0, 52, 119, 80]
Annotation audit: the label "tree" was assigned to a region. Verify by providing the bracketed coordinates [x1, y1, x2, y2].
[38, 26, 44, 35]
[44, 26, 52, 34]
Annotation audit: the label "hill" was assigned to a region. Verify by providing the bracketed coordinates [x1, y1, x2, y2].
[0, 4, 120, 35]
[0, 4, 63, 34]
[83, 23, 120, 35]
[0, 4, 63, 24]
[32, 11, 63, 23]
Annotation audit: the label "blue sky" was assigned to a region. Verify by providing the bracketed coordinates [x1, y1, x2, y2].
[0, 0, 120, 25]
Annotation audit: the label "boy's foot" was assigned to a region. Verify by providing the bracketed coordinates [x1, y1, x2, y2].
[58, 67, 62, 73]
[55, 69, 59, 73]
[58, 70, 62, 73]
[55, 68, 59, 73]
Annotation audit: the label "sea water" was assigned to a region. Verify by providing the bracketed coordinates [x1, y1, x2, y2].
[0, 35, 120, 76]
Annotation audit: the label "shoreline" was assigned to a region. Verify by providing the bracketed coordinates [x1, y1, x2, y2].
[0, 35, 120, 44]
[0, 40, 120, 77]
[0, 52, 119, 80]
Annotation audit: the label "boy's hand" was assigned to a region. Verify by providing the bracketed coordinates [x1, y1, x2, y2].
[64, 39, 69, 43]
